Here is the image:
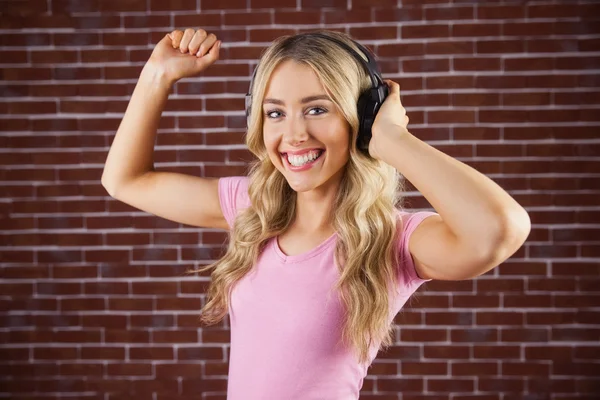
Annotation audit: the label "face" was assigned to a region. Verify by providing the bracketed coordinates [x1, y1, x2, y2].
[262, 60, 351, 194]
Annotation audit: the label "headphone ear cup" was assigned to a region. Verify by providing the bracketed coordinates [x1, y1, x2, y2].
[356, 92, 370, 151]
[245, 94, 252, 128]
[356, 84, 389, 152]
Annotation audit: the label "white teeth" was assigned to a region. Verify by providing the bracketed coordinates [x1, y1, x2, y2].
[287, 150, 322, 167]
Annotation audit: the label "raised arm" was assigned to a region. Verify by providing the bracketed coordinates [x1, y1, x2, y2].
[101, 29, 228, 230]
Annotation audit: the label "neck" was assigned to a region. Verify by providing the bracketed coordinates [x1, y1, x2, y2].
[292, 192, 335, 234]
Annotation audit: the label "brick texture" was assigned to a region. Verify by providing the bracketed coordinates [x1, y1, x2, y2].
[1, 0, 600, 399]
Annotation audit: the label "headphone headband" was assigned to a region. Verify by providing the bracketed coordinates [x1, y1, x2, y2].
[306, 33, 383, 88]
[245, 32, 384, 116]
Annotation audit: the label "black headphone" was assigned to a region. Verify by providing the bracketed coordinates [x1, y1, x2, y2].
[245, 32, 389, 153]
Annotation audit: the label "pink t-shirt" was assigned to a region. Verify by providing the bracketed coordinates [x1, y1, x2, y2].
[218, 176, 438, 400]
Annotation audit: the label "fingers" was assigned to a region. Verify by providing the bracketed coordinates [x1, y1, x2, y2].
[178, 28, 196, 53]
[195, 40, 221, 68]
[188, 29, 207, 55]
[385, 79, 400, 95]
[168, 30, 184, 49]
[167, 29, 219, 58]
[385, 79, 403, 106]
[189, 30, 218, 57]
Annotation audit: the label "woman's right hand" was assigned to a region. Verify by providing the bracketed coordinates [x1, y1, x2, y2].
[147, 28, 221, 85]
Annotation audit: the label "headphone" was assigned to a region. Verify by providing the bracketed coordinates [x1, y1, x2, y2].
[245, 32, 389, 153]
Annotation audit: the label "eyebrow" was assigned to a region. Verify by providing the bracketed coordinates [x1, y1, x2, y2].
[262, 94, 331, 106]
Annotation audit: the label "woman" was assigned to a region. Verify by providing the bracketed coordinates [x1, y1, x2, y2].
[102, 28, 531, 399]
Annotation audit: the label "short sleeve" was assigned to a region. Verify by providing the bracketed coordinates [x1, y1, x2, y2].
[396, 210, 440, 292]
[218, 176, 251, 229]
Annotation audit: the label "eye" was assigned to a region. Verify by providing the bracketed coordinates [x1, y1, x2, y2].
[308, 107, 327, 115]
[264, 109, 282, 119]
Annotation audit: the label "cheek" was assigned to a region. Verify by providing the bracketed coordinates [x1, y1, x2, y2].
[313, 118, 348, 138]
[262, 130, 283, 165]
[263, 129, 278, 148]
[320, 120, 351, 151]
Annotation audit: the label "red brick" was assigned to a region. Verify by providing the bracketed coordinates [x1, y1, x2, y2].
[105, 330, 151, 343]
[504, 22, 557, 37]
[402, 361, 447, 375]
[428, 378, 475, 392]
[502, 92, 551, 106]
[473, 345, 520, 359]
[249, 28, 297, 42]
[501, 328, 549, 342]
[379, 42, 425, 58]
[425, 75, 472, 89]
[2, 0, 48, 14]
[350, 26, 397, 40]
[251, 0, 295, 8]
[428, 110, 475, 124]
[373, 7, 423, 22]
[325, 10, 373, 24]
[502, 361, 551, 376]
[453, 92, 500, 106]
[478, 378, 524, 392]
[400, 328, 447, 342]
[157, 363, 204, 378]
[402, 24, 449, 39]
[106, 297, 153, 311]
[130, 347, 174, 360]
[453, 23, 501, 37]
[225, 11, 271, 26]
[426, 6, 474, 20]
[107, 363, 152, 376]
[476, 39, 525, 54]
[403, 58, 449, 73]
[452, 293, 500, 308]
[528, 378, 577, 394]
[423, 345, 470, 359]
[300, 0, 345, 7]
[477, 5, 525, 19]
[149, 0, 196, 11]
[476, 312, 524, 326]
[124, 14, 170, 28]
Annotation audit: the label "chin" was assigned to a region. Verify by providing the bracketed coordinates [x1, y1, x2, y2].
[286, 181, 318, 193]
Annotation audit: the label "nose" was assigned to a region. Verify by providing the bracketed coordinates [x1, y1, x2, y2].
[283, 113, 309, 146]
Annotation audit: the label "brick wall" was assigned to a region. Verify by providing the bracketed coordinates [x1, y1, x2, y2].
[1, 0, 599, 399]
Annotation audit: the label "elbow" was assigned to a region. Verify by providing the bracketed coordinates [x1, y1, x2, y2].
[486, 207, 531, 264]
[102, 184, 116, 198]
[499, 206, 532, 247]
[101, 176, 118, 198]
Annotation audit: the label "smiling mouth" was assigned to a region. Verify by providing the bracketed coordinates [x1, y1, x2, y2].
[281, 149, 325, 167]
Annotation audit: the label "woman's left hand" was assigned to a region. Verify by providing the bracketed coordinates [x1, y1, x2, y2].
[368, 80, 410, 161]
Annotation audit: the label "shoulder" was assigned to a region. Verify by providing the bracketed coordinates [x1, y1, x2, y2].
[396, 209, 440, 233]
[218, 176, 252, 227]
[395, 209, 441, 283]
[218, 176, 250, 202]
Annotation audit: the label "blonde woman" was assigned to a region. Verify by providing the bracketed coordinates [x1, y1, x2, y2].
[102, 28, 531, 399]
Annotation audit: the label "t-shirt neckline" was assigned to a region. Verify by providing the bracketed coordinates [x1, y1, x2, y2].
[273, 231, 338, 264]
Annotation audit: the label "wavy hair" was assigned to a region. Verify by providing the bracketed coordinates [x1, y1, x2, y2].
[188, 30, 411, 365]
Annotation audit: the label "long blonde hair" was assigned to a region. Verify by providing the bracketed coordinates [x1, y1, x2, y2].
[188, 30, 411, 365]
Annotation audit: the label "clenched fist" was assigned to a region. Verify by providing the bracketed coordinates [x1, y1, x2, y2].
[147, 28, 221, 85]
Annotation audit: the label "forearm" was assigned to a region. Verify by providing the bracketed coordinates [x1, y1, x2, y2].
[101, 63, 173, 195]
[378, 128, 531, 251]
